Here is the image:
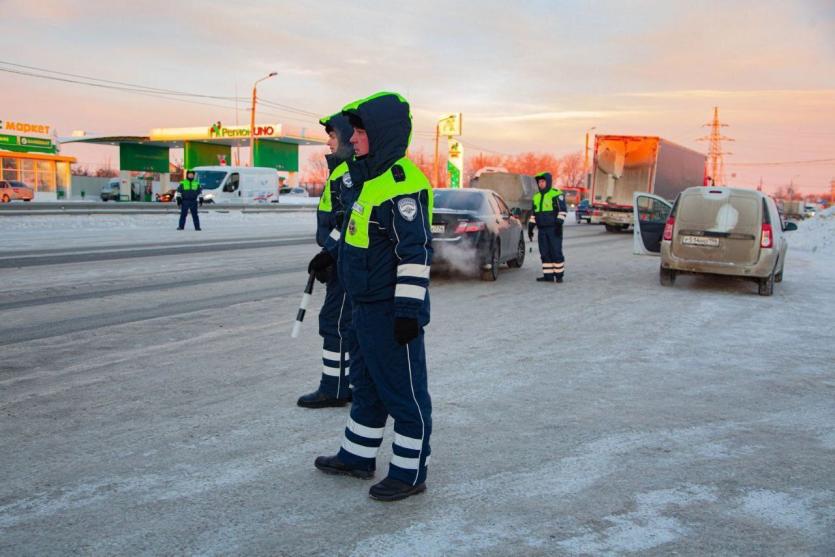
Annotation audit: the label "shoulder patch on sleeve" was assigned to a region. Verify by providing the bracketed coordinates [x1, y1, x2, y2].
[342, 172, 353, 188]
[397, 197, 418, 221]
[391, 165, 406, 182]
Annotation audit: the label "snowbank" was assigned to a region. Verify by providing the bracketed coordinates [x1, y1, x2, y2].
[788, 206, 835, 257]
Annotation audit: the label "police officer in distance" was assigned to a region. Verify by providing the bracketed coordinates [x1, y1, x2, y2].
[298, 113, 356, 408]
[177, 169, 202, 231]
[528, 171, 567, 282]
[313, 92, 434, 502]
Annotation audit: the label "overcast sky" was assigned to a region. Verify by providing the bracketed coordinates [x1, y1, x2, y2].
[2, 0, 834, 193]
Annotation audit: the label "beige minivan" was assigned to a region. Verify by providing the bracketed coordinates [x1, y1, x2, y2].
[632, 187, 797, 296]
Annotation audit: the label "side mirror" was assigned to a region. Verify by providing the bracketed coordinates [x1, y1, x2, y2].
[783, 222, 798, 232]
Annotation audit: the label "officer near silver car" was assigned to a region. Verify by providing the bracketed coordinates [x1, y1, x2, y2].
[298, 113, 356, 408]
[313, 92, 434, 502]
[528, 171, 566, 282]
[177, 169, 202, 231]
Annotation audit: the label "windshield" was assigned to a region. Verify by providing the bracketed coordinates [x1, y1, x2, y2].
[195, 170, 227, 190]
[434, 190, 486, 212]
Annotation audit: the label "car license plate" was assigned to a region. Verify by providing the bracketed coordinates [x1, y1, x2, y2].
[682, 235, 719, 247]
[431, 224, 445, 234]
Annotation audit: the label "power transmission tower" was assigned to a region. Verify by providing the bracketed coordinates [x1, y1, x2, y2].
[698, 107, 734, 186]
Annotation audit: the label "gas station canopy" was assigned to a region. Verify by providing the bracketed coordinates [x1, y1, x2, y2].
[60, 122, 326, 172]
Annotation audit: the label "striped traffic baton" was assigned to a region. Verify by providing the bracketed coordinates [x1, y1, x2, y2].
[290, 271, 316, 338]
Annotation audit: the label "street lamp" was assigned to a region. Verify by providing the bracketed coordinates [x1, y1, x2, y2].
[250, 71, 278, 167]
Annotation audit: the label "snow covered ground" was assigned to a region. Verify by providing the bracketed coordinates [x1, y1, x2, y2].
[1, 213, 833, 555]
[0, 210, 316, 252]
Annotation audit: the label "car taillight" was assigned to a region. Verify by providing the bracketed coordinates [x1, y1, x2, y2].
[592, 209, 601, 216]
[760, 223, 773, 248]
[662, 216, 675, 241]
[454, 221, 485, 234]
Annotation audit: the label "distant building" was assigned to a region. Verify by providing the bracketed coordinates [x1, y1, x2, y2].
[0, 118, 75, 200]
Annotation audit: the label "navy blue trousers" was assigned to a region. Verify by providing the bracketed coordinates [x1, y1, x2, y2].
[317, 274, 353, 400]
[336, 299, 432, 486]
[537, 224, 565, 277]
[178, 200, 200, 230]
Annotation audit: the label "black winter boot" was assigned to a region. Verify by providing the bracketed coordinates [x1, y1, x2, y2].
[314, 454, 374, 479]
[369, 477, 427, 501]
[297, 390, 351, 408]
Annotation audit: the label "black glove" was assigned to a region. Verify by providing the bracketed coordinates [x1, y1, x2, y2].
[527, 222, 535, 242]
[308, 250, 335, 283]
[394, 317, 420, 345]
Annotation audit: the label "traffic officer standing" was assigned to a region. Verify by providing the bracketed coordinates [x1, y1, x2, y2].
[528, 171, 567, 282]
[177, 169, 202, 231]
[312, 92, 434, 502]
[298, 113, 356, 408]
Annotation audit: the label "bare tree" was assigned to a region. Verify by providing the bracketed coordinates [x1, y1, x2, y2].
[301, 151, 329, 187]
[559, 151, 585, 189]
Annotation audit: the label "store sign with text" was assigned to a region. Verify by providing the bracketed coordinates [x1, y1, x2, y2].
[150, 122, 283, 142]
[0, 119, 52, 137]
[0, 133, 56, 153]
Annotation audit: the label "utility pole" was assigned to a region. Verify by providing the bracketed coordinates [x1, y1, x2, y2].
[584, 126, 596, 173]
[698, 107, 733, 186]
[433, 122, 440, 187]
[249, 72, 277, 167]
[234, 82, 240, 166]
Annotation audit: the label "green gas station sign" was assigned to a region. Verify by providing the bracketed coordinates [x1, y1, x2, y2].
[120, 143, 170, 173]
[254, 140, 298, 171]
[0, 133, 56, 153]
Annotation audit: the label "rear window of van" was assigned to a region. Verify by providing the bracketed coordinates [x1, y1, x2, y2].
[678, 191, 759, 234]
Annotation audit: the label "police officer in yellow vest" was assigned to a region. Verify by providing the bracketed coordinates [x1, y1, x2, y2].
[177, 169, 202, 231]
[528, 171, 566, 282]
[313, 92, 434, 502]
[299, 113, 356, 408]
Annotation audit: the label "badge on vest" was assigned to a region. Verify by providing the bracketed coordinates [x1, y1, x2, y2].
[348, 218, 357, 236]
[397, 197, 418, 221]
[352, 201, 364, 214]
[343, 173, 353, 188]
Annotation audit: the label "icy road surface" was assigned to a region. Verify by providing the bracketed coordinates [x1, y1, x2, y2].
[1, 212, 833, 556]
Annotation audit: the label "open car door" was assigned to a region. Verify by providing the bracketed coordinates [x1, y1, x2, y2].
[633, 192, 672, 256]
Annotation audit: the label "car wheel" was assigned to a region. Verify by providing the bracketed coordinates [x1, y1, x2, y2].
[507, 235, 525, 268]
[481, 242, 499, 281]
[659, 266, 676, 286]
[1, 194, 9, 203]
[758, 269, 775, 296]
[775, 268, 783, 283]
[604, 223, 618, 233]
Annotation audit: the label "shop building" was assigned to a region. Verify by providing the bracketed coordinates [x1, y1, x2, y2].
[0, 119, 75, 200]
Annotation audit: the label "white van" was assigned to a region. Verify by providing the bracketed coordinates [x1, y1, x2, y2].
[184, 166, 279, 204]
